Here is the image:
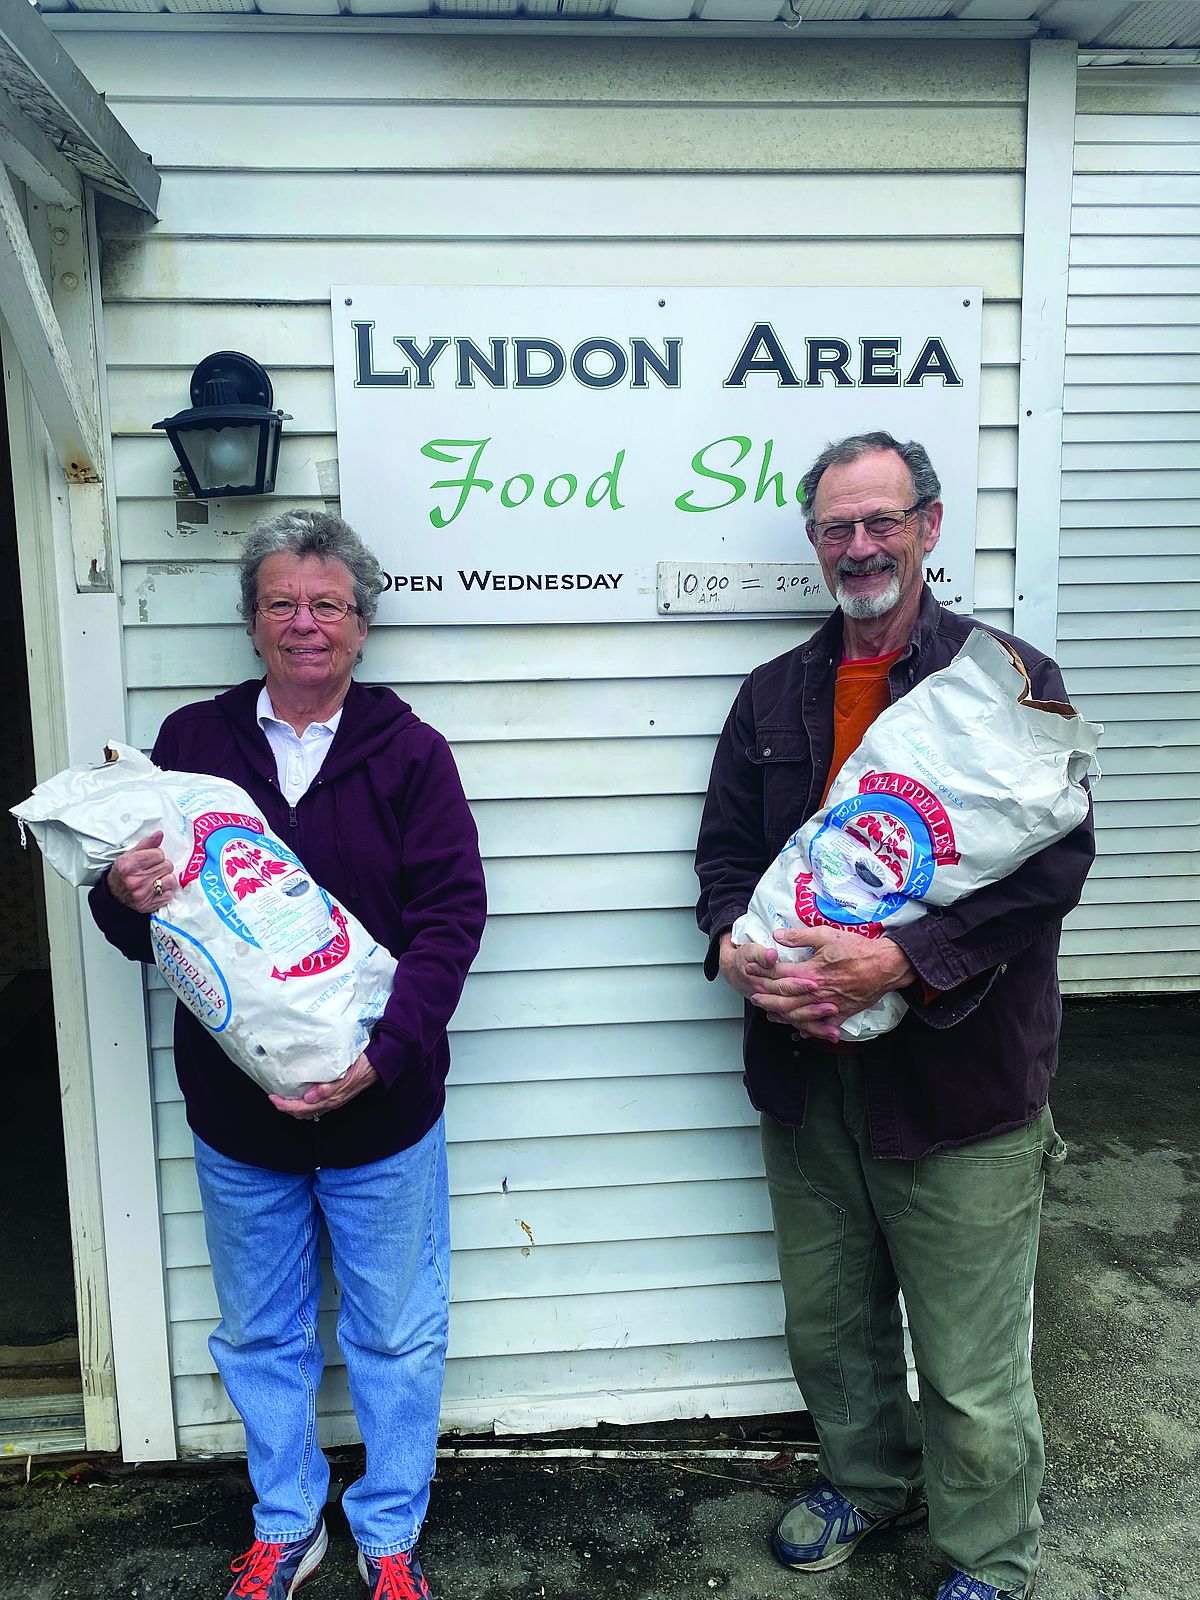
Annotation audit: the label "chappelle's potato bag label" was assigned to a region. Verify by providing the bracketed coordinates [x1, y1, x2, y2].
[733, 629, 1101, 1041]
[14, 745, 397, 1096]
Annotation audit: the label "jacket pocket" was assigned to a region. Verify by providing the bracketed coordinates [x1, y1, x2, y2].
[748, 731, 816, 850]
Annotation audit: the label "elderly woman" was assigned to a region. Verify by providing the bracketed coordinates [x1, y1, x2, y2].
[89, 511, 486, 1600]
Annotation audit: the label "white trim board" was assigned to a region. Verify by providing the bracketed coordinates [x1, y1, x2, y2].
[1013, 37, 1077, 655]
[1, 186, 175, 1460]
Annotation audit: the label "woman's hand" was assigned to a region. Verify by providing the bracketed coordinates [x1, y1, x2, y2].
[269, 1051, 380, 1122]
[107, 830, 178, 914]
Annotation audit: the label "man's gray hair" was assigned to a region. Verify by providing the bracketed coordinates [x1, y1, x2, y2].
[800, 431, 942, 517]
[238, 509, 387, 623]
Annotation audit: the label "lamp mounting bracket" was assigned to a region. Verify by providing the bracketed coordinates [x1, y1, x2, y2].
[191, 350, 273, 409]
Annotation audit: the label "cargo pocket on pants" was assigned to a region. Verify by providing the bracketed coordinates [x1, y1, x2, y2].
[1042, 1132, 1067, 1173]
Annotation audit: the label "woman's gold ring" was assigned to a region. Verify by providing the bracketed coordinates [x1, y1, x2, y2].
[153, 877, 164, 898]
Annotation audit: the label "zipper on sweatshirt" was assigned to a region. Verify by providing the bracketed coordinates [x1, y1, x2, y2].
[266, 774, 299, 830]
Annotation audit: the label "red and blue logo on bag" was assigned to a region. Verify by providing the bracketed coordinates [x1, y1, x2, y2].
[794, 769, 961, 934]
[179, 811, 351, 981]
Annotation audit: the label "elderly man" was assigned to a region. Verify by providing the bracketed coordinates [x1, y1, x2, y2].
[694, 432, 1094, 1600]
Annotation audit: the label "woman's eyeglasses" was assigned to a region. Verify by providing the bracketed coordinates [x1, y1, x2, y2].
[255, 598, 363, 623]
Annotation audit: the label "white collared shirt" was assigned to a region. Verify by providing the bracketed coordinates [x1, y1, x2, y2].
[256, 686, 343, 805]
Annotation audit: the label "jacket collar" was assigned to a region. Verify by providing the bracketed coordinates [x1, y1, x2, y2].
[213, 677, 415, 787]
[215, 678, 278, 783]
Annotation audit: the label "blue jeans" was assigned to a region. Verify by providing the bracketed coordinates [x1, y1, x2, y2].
[192, 1118, 449, 1556]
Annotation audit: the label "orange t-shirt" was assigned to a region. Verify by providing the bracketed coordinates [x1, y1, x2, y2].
[820, 648, 903, 806]
[817, 645, 942, 1011]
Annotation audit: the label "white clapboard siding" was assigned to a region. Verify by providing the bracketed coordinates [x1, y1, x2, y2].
[1059, 68, 1200, 995]
[158, 1122, 769, 1209]
[65, 26, 1030, 1450]
[63, 33, 1031, 106]
[166, 1177, 772, 1262]
[101, 238, 1026, 304]
[149, 1019, 748, 1100]
[171, 1335, 801, 1446]
[103, 172, 1029, 231]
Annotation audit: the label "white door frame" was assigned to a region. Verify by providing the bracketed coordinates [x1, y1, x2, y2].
[1, 183, 176, 1460]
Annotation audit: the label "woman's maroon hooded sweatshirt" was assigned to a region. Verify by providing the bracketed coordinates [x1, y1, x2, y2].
[89, 678, 487, 1173]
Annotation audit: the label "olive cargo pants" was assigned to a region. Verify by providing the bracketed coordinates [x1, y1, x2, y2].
[761, 1062, 1065, 1591]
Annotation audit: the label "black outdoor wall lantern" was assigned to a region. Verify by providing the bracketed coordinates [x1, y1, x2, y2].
[154, 351, 290, 498]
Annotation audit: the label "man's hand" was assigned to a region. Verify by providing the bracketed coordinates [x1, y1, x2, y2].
[107, 830, 178, 913]
[269, 1051, 380, 1121]
[718, 931, 837, 1021]
[748, 926, 915, 1042]
[719, 931, 787, 998]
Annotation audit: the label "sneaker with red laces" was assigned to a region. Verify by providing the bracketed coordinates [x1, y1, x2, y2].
[224, 1520, 327, 1599]
[356, 1547, 433, 1600]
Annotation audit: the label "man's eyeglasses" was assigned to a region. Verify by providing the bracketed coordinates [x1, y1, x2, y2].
[808, 500, 930, 548]
[255, 598, 363, 623]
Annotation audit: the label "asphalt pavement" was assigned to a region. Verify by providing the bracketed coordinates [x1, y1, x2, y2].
[1, 998, 1196, 1600]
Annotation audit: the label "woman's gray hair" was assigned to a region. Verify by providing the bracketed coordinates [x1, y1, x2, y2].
[238, 509, 387, 623]
[800, 431, 942, 517]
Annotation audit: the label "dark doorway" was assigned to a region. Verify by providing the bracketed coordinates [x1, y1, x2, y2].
[0, 370, 83, 1440]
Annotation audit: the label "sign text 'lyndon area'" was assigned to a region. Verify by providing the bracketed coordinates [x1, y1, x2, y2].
[331, 288, 983, 623]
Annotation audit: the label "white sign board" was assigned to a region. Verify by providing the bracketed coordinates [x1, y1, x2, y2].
[331, 288, 981, 624]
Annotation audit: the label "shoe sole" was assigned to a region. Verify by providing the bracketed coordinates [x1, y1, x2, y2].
[772, 1502, 928, 1573]
[287, 1522, 328, 1596]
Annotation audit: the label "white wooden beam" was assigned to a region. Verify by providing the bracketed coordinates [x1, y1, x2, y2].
[50, 196, 115, 592]
[0, 94, 81, 210]
[1013, 37, 1076, 654]
[1, 341, 118, 1454]
[0, 164, 102, 487]
[3, 326, 175, 1463]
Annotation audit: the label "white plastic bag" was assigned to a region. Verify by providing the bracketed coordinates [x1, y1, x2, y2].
[732, 629, 1101, 1042]
[13, 743, 397, 1096]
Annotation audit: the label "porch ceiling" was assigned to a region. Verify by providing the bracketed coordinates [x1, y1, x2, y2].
[2, 0, 159, 212]
[29, 0, 1200, 60]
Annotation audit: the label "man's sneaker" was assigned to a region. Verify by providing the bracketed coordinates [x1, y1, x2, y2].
[770, 1480, 927, 1572]
[357, 1547, 433, 1600]
[936, 1570, 1035, 1600]
[225, 1520, 327, 1599]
